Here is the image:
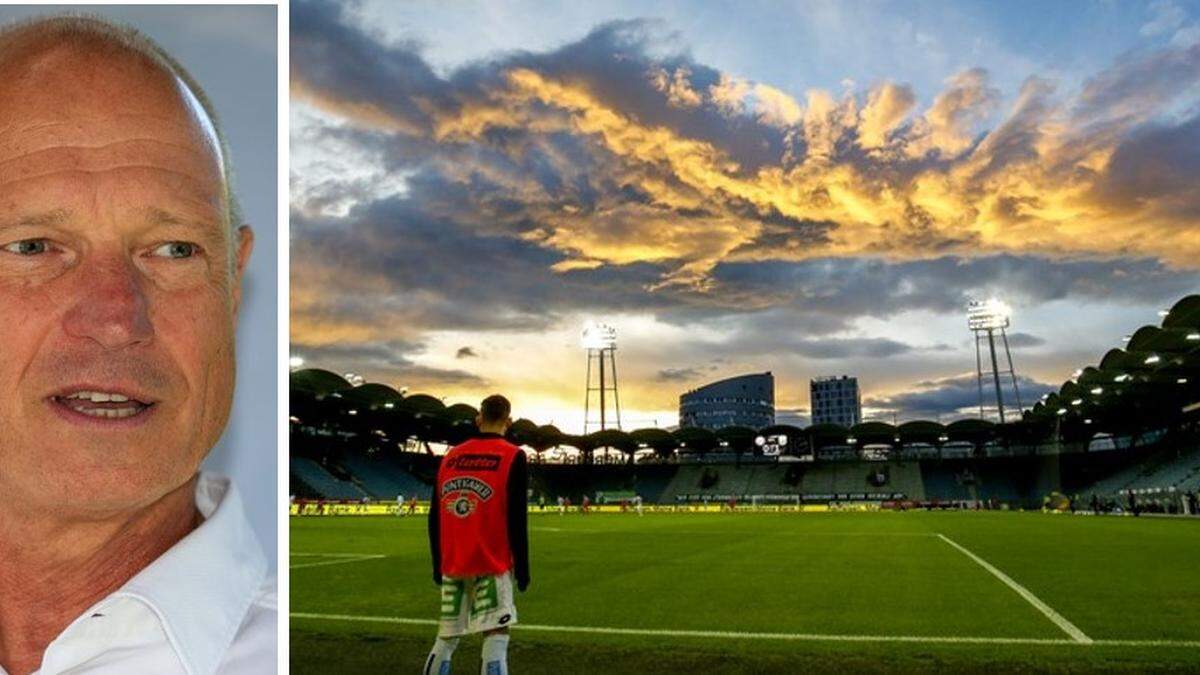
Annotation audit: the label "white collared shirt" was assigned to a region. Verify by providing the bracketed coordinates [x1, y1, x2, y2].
[3, 473, 276, 675]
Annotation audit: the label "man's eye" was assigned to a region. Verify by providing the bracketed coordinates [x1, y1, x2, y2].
[2, 239, 50, 255]
[152, 242, 201, 259]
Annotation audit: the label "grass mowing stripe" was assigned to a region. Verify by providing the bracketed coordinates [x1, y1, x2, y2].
[291, 612, 1200, 647]
[936, 533, 1093, 644]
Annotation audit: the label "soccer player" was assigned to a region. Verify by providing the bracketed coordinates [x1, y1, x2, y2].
[634, 494, 644, 517]
[425, 395, 529, 675]
[397, 493, 405, 516]
[581, 494, 590, 515]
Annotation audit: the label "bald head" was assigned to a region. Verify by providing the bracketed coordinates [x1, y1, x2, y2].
[0, 15, 239, 232]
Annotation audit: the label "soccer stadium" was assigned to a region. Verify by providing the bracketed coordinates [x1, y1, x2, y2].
[290, 295, 1200, 673]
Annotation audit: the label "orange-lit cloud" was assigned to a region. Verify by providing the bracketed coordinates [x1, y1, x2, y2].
[295, 36, 1200, 291]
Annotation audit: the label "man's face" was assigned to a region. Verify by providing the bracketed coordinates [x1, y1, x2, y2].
[0, 44, 252, 515]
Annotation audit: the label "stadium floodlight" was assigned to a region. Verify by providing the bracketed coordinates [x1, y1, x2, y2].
[967, 298, 1011, 330]
[1072, 369, 1083, 379]
[581, 321, 617, 350]
[1084, 418, 1093, 425]
[289, 355, 305, 370]
[846, 436, 858, 445]
[581, 321, 621, 432]
[383, 402, 394, 409]
[347, 409, 358, 416]
[289, 415, 300, 424]
[1090, 387, 1103, 395]
[1071, 398, 1083, 406]
[1158, 309, 1170, 317]
[1178, 378, 1189, 384]
[1114, 373, 1130, 382]
[344, 372, 366, 386]
[1056, 408, 1067, 415]
[1144, 354, 1161, 365]
[1188, 332, 1200, 341]
[967, 298, 1023, 423]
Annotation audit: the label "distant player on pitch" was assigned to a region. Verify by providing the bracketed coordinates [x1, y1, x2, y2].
[425, 395, 530, 675]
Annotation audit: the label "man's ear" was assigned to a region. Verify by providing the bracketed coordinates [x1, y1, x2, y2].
[231, 224, 255, 317]
[475, 414, 483, 428]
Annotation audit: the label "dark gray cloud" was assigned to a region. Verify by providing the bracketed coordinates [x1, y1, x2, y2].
[291, 339, 485, 389]
[456, 346, 478, 359]
[793, 337, 915, 359]
[655, 367, 706, 382]
[1091, 113, 1200, 220]
[864, 373, 1057, 421]
[1004, 332, 1045, 349]
[774, 408, 811, 427]
[291, 0, 455, 135]
[1073, 41, 1200, 125]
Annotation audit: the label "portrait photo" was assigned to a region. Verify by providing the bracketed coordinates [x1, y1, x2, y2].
[0, 4, 278, 674]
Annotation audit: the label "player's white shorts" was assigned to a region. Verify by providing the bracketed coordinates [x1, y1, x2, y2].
[437, 572, 518, 637]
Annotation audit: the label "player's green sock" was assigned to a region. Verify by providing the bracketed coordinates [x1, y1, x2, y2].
[480, 633, 509, 675]
[424, 636, 458, 675]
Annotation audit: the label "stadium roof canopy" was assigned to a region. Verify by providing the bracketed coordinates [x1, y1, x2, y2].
[339, 383, 405, 409]
[290, 368, 352, 397]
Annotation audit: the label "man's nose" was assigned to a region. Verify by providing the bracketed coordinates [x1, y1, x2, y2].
[61, 254, 154, 349]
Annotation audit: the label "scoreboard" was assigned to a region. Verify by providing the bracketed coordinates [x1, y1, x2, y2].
[755, 433, 814, 462]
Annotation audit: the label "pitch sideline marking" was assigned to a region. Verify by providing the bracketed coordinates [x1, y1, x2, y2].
[291, 553, 386, 570]
[935, 533, 1092, 644]
[290, 612, 1200, 648]
[293, 552, 385, 557]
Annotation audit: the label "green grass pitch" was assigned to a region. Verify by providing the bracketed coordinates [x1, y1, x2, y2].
[291, 511, 1200, 673]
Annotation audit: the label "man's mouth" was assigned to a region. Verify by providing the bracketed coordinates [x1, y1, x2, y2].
[50, 390, 155, 420]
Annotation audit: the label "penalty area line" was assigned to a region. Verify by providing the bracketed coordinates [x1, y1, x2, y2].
[936, 533, 1092, 644]
[290, 612, 1200, 648]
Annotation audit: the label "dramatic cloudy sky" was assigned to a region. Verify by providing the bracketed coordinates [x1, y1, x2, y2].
[291, 0, 1200, 432]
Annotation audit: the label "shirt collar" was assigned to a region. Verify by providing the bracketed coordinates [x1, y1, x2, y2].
[473, 432, 506, 440]
[112, 472, 267, 675]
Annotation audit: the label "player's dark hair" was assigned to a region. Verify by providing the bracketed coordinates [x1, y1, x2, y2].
[479, 394, 511, 424]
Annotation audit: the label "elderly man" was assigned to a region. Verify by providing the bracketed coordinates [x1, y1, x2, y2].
[0, 16, 272, 675]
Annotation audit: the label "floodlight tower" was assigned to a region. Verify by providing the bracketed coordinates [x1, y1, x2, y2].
[967, 299, 1024, 424]
[582, 322, 622, 433]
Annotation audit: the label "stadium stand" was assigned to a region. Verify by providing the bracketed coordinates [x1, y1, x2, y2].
[290, 293, 1200, 512]
[1077, 441, 1200, 496]
[340, 452, 433, 500]
[290, 457, 368, 500]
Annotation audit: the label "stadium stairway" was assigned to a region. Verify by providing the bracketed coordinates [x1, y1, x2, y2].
[290, 457, 369, 500]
